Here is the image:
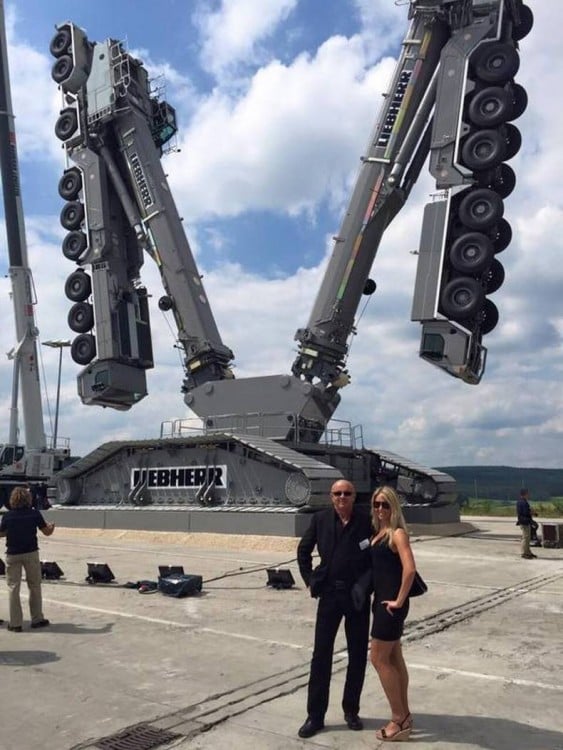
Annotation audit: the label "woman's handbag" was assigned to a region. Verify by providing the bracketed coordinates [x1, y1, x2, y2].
[409, 570, 428, 597]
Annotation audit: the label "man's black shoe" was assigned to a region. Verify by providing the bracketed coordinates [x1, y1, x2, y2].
[298, 717, 324, 738]
[344, 713, 363, 731]
[7, 625, 23, 632]
[30, 619, 50, 629]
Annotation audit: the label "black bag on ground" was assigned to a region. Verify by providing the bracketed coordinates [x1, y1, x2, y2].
[158, 574, 203, 597]
[409, 570, 428, 597]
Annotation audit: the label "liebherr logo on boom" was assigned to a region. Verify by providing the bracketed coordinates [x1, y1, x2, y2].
[377, 70, 412, 149]
[130, 152, 153, 209]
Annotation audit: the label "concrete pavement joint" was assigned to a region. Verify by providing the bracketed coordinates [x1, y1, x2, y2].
[403, 571, 563, 642]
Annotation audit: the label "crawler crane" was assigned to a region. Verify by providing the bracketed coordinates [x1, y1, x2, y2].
[48, 0, 532, 513]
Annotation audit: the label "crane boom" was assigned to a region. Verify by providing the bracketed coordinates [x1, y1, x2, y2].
[0, 0, 71, 502]
[51, 25, 234, 410]
[293, 0, 532, 388]
[0, 0, 46, 452]
[293, 7, 448, 387]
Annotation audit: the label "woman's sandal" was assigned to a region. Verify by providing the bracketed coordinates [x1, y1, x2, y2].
[375, 714, 412, 742]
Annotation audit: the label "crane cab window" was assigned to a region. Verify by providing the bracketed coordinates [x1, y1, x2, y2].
[0, 445, 24, 467]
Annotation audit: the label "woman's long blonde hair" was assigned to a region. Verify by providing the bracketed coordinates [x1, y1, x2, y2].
[371, 486, 409, 547]
[9, 486, 32, 509]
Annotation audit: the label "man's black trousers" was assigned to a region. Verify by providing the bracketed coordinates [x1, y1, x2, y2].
[306, 589, 370, 720]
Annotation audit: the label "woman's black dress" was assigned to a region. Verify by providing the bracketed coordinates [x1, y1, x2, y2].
[369, 537, 409, 641]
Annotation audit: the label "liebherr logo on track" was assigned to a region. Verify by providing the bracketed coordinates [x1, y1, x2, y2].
[131, 465, 227, 490]
[129, 152, 153, 209]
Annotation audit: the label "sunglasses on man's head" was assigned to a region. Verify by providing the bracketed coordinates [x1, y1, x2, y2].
[373, 500, 390, 510]
[332, 491, 353, 497]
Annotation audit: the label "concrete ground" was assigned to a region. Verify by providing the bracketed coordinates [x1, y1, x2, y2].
[1, 515, 562, 750]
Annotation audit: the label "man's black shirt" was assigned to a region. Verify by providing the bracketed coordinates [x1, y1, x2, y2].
[327, 515, 361, 586]
[0, 507, 47, 555]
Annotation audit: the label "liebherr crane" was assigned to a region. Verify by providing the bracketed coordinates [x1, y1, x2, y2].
[49, 0, 532, 511]
[0, 0, 70, 505]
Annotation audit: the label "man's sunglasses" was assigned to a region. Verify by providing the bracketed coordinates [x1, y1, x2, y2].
[332, 491, 353, 497]
[373, 500, 391, 510]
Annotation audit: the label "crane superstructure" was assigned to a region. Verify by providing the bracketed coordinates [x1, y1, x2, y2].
[0, 0, 70, 504]
[48, 0, 532, 510]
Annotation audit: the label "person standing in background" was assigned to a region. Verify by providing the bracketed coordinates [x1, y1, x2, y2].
[0, 486, 55, 631]
[516, 488, 537, 559]
[296, 479, 372, 739]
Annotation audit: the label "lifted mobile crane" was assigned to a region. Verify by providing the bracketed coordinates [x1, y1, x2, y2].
[48, 0, 532, 512]
[0, 0, 70, 506]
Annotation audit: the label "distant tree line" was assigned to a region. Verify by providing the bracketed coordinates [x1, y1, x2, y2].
[437, 466, 563, 502]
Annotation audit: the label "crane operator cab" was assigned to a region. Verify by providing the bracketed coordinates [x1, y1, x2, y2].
[0, 444, 25, 472]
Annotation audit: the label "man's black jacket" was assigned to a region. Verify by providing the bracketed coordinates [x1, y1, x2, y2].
[297, 505, 372, 596]
[516, 497, 533, 526]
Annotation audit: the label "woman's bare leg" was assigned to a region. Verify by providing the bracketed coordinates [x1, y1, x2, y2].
[370, 638, 407, 727]
[390, 640, 410, 722]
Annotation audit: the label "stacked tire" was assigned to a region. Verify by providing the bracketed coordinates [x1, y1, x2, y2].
[50, 24, 97, 368]
[439, 5, 533, 335]
[58, 170, 97, 366]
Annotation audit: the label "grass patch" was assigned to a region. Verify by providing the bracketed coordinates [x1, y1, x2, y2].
[461, 499, 563, 517]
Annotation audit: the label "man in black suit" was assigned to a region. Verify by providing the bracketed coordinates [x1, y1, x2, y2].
[297, 479, 373, 738]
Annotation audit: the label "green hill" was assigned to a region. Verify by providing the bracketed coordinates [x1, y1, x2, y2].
[437, 466, 563, 502]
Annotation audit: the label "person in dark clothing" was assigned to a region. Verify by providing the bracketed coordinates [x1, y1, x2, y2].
[516, 488, 537, 559]
[296, 479, 372, 739]
[530, 519, 542, 547]
[29, 482, 50, 510]
[0, 486, 55, 631]
[367, 486, 417, 742]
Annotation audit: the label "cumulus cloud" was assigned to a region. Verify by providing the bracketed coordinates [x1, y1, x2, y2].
[166, 37, 395, 222]
[194, 0, 298, 78]
[5, 24, 61, 163]
[352, 0, 409, 59]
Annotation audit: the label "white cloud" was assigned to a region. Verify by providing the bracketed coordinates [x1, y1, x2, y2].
[4, 9, 62, 163]
[194, 0, 298, 78]
[352, 0, 408, 58]
[166, 37, 395, 221]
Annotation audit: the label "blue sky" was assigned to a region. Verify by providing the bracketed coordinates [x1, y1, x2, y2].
[1, 0, 562, 471]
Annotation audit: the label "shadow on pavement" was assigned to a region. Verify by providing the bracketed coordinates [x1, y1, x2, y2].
[40, 622, 114, 635]
[411, 713, 563, 749]
[0, 650, 60, 667]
